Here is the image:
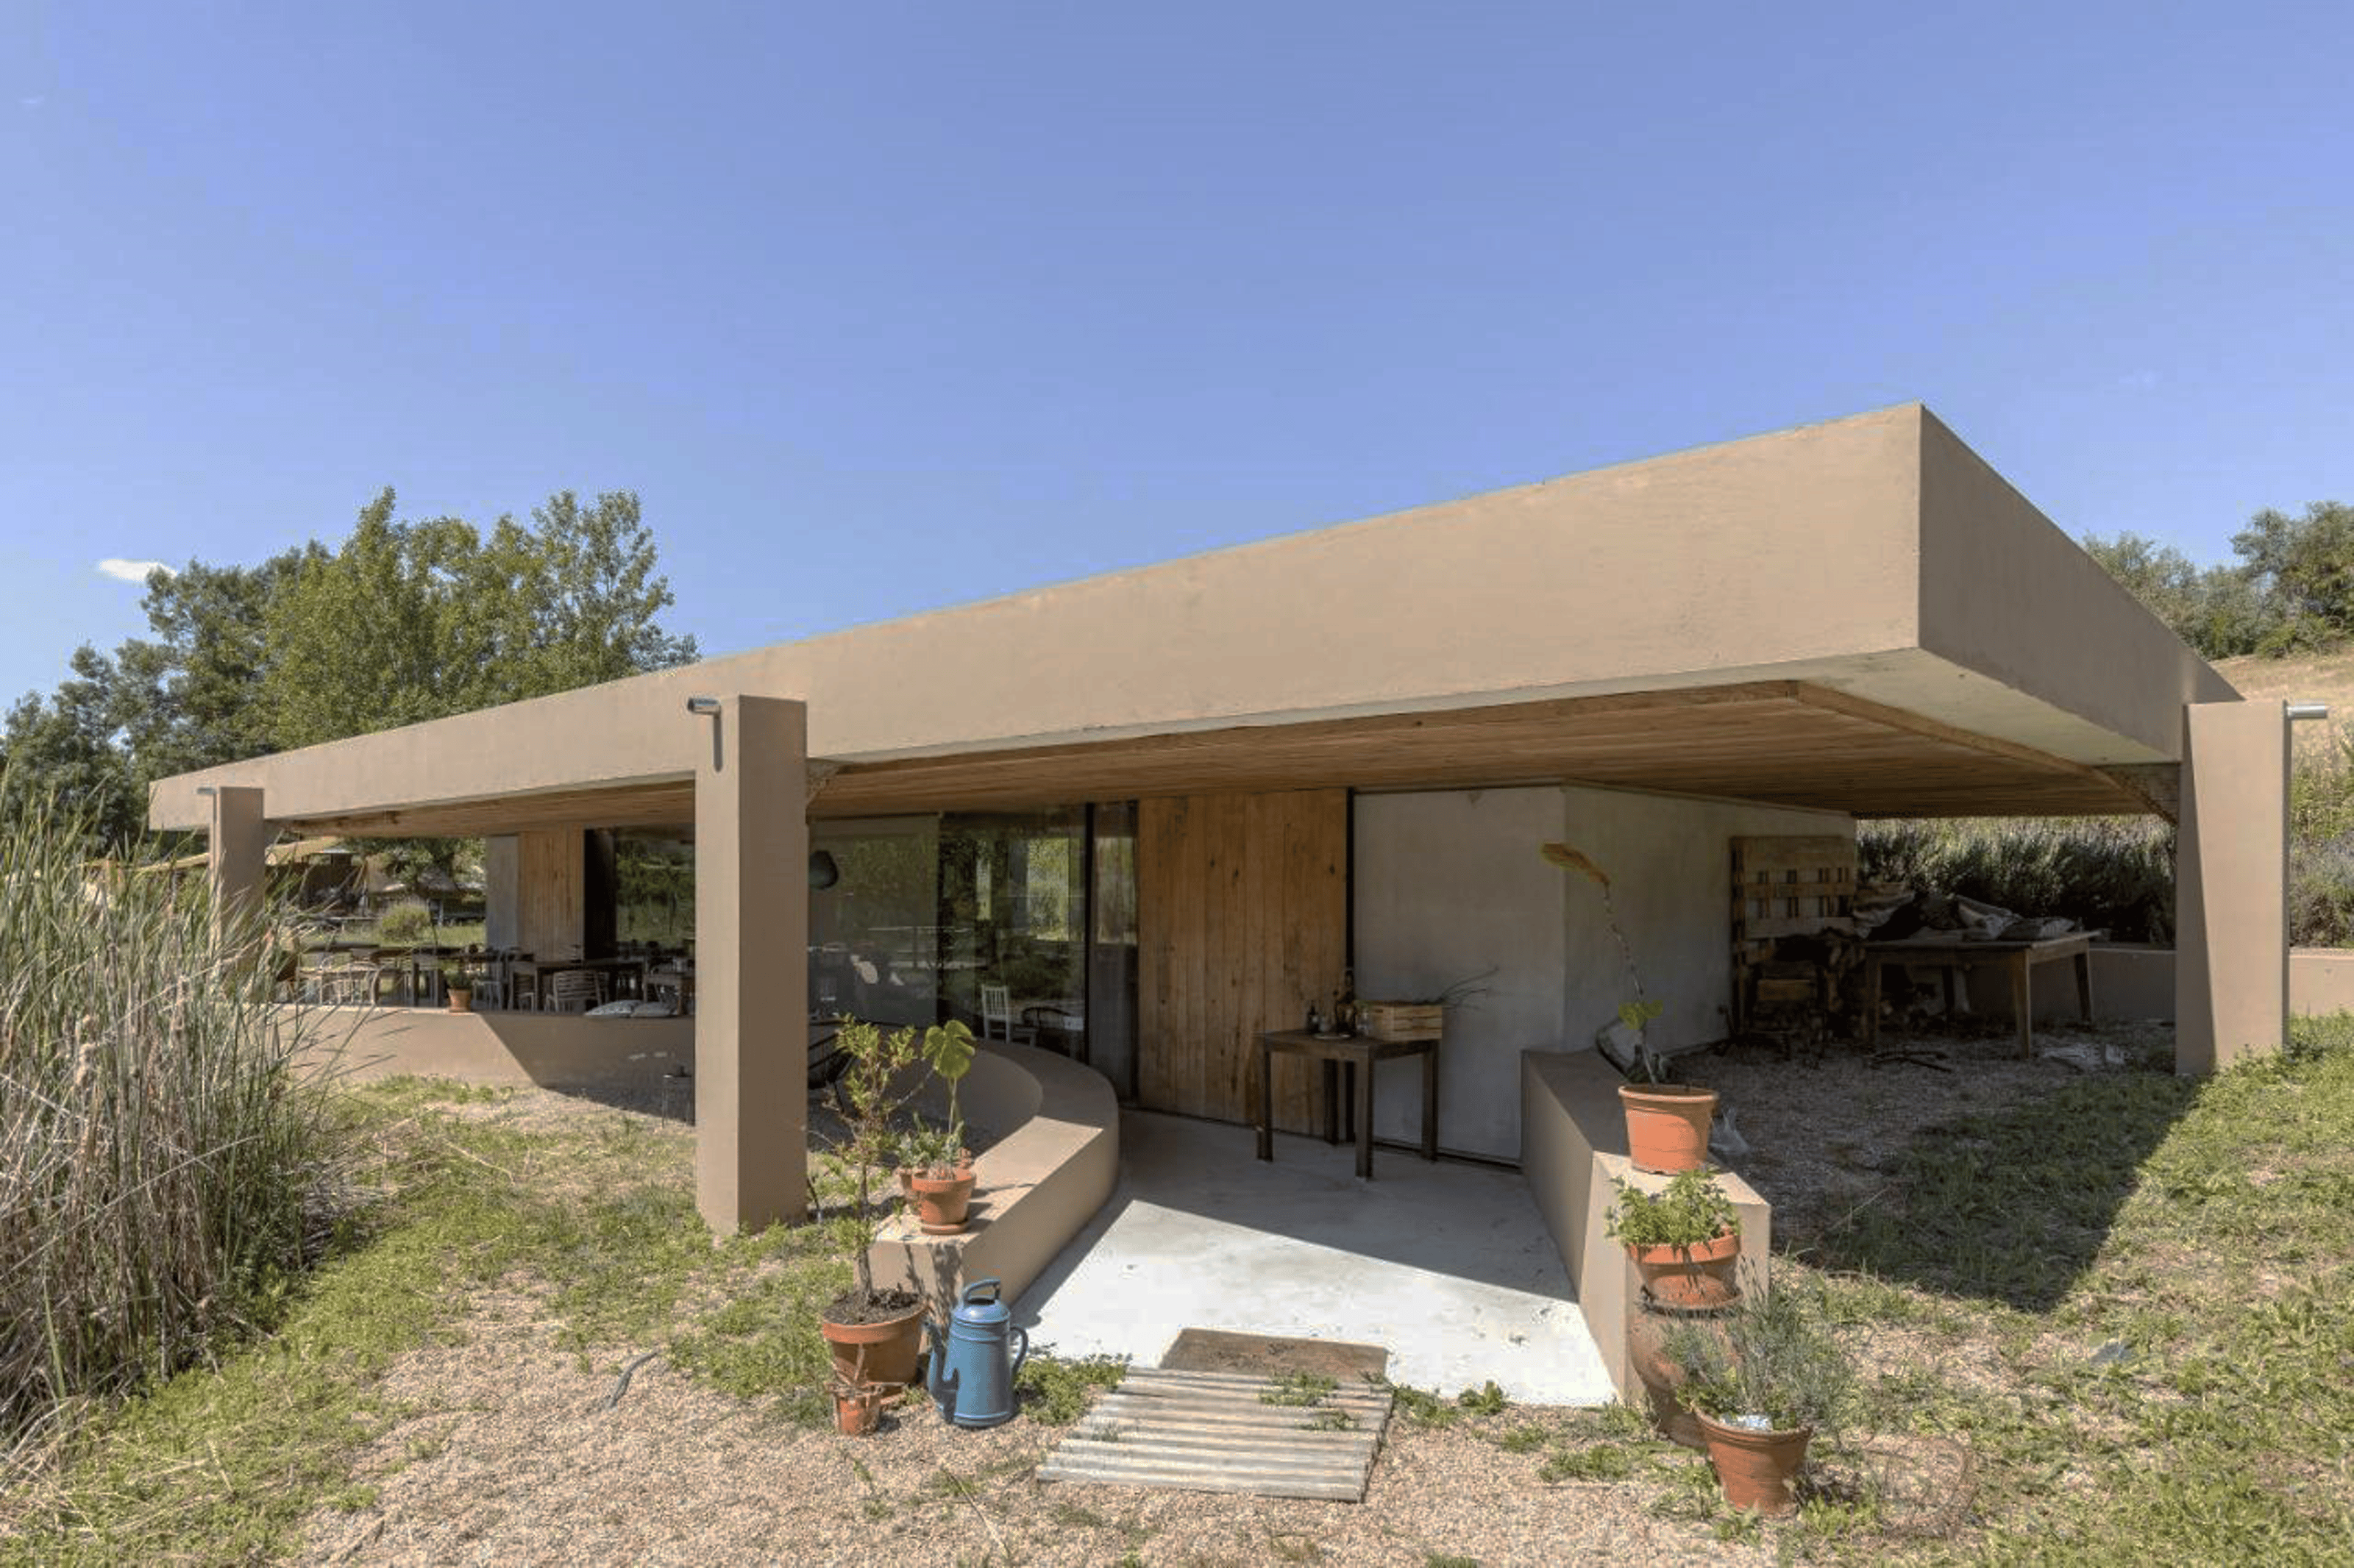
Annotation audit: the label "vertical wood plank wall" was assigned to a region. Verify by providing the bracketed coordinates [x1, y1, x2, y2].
[1138, 790, 1347, 1132]
[517, 828, 586, 960]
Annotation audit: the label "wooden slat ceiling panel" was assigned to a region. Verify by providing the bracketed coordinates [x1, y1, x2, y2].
[278, 680, 2148, 837]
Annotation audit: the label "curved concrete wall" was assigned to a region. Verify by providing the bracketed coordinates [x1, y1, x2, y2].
[870, 1040, 1120, 1312]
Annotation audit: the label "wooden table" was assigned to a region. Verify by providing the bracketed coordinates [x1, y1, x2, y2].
[1256, 1030, 1439, 1180]
[1862, 933, 2094, 1059]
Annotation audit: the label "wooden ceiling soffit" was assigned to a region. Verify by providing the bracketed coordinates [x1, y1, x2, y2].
[811, 681, 2151, 819]
[282, 780, 697, 838]
[278, 680, 2155, 833]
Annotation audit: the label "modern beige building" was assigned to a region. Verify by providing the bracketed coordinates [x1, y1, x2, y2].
[152, 405, 2286, 1236]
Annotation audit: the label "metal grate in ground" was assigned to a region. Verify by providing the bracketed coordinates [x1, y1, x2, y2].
[1036, 1367, 1393, 1502]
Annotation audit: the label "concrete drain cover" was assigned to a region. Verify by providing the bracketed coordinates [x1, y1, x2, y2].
[1037, 1367, 1394, 1502]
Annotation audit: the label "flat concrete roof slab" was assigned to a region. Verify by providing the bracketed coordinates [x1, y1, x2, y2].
[1013, 1110, 1614, 1405]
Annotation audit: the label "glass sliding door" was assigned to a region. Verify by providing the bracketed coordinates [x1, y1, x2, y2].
[810, 816, 943, 1027]
[938, 808, 1087, 1052]
[1087, 801, 1139, 1097]
[808, 804, 1137, 1071]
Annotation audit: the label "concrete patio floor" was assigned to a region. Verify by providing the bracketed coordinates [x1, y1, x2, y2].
[1013, 1109, 1615, 1405]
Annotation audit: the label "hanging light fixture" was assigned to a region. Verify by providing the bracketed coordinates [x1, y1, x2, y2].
[808, 850, 840, 890]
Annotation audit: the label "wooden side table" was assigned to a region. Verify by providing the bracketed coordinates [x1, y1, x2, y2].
[1256, 1029, 1439, 1180]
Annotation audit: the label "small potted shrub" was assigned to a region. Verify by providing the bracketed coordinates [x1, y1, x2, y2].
[900, 1122, 976, 1233]
[817, 1018, 975, 1394]
[441, 962, 477, 1013]
[1660, 1272, 1856, 1516]
[1606, 1166, 1741, 1308]
[1541, 842, 1715, 1170]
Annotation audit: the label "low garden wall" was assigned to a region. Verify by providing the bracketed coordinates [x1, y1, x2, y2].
[868, 1041, 1121, 1310]
[292, 1007, 1121, 1313]
[290, 1005, 694, 1095]
[1520, 1050, 1771, 1403]
[1945, 944, 2354, 1024]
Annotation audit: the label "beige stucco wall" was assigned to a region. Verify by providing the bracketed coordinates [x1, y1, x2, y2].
[1354, 785, 1852, 1159]
[151, 405, 2224, 835]
[1521, 1050, 1770, 1402]
[1916, 411, 2238, 760]
[2177, 701, 2290, 1072]
[291, 1006, 696, 1093]
[2291, 950, 2354, 1018]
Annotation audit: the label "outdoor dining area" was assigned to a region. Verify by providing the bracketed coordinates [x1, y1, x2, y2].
[294, 940, 694, 1016]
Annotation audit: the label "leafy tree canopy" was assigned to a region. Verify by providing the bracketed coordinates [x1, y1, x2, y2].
[1, 487, 697, 847]
[2082, 499, 2352, 662]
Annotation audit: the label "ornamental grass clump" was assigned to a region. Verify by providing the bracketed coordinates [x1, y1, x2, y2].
[0, 784, 354, 1464]
[1660, 1272, 1857, 1435]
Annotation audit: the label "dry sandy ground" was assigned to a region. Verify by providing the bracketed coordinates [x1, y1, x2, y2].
[295, 1022, 2160, 1567]
[297, 1283, 1767, 1568]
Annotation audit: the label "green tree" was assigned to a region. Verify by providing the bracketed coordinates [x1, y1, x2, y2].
[0, 646, 146, 846]
[261, 488, 697, 751]
[2079, 530, 2276, 660]
[2231, 501, 2354, 651]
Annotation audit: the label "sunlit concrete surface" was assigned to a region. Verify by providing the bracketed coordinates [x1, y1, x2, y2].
[1014, 1109, 1614, 1405]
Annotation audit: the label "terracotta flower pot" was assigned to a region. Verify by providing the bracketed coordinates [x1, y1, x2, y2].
[833, 1386, 885, 1436]
[1694, 1411, 1812, 1515]
[1625, 1228, 1742, 1308]
[447, 988, 473, 1013]
[1625, 1298, 1740, 1450]
[908, 1170, 977, 1235]
[1618, 1083, 1717, 1173]
[820, 1295, 928, 1390]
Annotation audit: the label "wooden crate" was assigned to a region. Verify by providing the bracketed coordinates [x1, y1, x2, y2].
[1356, 999, 1443, 1041]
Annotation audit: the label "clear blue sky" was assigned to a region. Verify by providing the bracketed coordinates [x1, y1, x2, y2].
[4, 2, 2348, 705]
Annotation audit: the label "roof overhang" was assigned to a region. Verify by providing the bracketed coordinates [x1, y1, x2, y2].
[149, 404, 2234, 838]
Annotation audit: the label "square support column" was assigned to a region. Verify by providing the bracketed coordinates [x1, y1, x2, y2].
[694, 695, 809, 1233]
[207, 785, 271, 952]
[2176, 700, 2289, 1074]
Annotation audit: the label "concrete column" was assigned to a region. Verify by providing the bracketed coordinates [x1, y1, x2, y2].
[694, 694, 809, 1233]
[207, 785, 271, 952]
[483, 835, 520, 949]
[2176, 701, 2289, 1074]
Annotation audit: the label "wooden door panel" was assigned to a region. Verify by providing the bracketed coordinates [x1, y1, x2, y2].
[1138, 790, 1345, 1131]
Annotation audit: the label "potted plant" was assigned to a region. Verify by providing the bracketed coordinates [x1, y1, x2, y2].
[1541, 842, 1716, 1171]
[817, 1018, 972, 1392]
[1660, 1272, 1856, 1516]
[441, 962, 477, 1013]
[900, 1122, 976, 1233]
[1605, 1166, 1742, 1308]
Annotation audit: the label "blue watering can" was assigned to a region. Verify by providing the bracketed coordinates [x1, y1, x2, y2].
[926, 1277, 1029, 1428]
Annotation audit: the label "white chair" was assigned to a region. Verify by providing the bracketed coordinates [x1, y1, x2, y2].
[549, 969, 608, 1013]
[978, 983, 1036, 1045]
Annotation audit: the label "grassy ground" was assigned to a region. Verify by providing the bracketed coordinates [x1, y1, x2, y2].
[1781, 1016, 2354, 1564]
[10, 1027, 2354, 1564]
[0, 1081, 850, 1565]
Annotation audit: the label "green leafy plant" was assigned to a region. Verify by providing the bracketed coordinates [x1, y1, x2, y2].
[1458, 1379, 1509, 1416]
[1259, 1370, 1339, 1407]
[1660, 1272, 1856, 1434]
[1605, 1167, 1738, 1250]
[439, 961, 479, 991]
[828, 1022, 974, 1300]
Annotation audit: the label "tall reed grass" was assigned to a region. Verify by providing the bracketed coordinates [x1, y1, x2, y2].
[0, 786, 352, 1459]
